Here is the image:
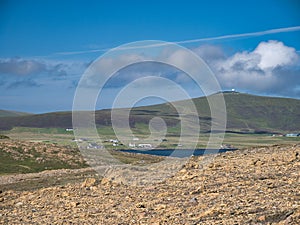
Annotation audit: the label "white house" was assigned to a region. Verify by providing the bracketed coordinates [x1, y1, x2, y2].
[129, 143, 136, 148]
[138, 143, 152, 148]
[87, 143, 102, 149]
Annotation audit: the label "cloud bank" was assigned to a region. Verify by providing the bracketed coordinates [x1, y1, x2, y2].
[0, 40, 299, 101]
[0, 58, 86, 88]
[0, 58, 47, 76]
[103, 40, 300, 98]
[208, 40, 300, 96]
[0, 58, 70, 77]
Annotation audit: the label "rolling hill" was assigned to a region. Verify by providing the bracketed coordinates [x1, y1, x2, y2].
[0, 92, 299, 133]
[134, 92, 300, 133]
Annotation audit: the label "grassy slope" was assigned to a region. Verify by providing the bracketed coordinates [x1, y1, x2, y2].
[221, 93, 300, 132]
[134, 92, 300, 133]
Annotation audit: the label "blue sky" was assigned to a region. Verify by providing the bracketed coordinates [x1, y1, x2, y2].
[0, 0, 300, 113]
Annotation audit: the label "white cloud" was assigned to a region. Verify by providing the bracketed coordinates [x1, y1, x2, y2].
[0, 57, 88, 89]
[254, 40, 298, 70]
[207, 40, 300, 96]
[0, 58, 46, 76]
[0, 57, 72, 77]
[83, 40, 300, 98]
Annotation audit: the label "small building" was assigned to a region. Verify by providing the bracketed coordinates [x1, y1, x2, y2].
[109, 139, 119, 143]
[220, 144, 234, 149]
[73, 138, 88, 142]
[87, 142, 102, 149]
[138, 143, 152, 148]
[65, 128, 73, 131]
[129, 143, 136, 148]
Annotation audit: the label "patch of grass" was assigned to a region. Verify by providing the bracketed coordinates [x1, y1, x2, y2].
[97, 126, 116, 136]
[0, 149, 79, 175]
[109, 150, 163, 165]
[0, 134, 9, 139]
[0, 140, 88, 175]
[10, 127, 71, 134]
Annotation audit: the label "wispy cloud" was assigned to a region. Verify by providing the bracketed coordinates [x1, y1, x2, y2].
[55, 26, 300, 56]
[176, 26, 300, 44]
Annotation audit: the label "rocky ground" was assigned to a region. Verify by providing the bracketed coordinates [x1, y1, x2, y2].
[0, 144, 299, 224]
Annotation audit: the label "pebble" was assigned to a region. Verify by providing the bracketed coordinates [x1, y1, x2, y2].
[15, 202, 23, 207]
[189, 197, 198, 204]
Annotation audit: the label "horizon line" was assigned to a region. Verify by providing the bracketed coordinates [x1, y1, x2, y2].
[2, 91, 299, 114]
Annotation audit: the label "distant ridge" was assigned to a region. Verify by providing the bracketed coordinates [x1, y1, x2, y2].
[0, 110, 33, 118]
[0, 92, 299, 133]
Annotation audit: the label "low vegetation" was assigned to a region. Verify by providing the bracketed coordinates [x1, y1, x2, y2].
[0, 140, 87, 175]
[0, 134, 9, 139]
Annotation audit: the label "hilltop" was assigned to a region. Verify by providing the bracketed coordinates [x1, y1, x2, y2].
[0, 92, 299, 133]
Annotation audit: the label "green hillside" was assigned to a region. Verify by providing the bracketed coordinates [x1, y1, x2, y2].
[220, 92, 300, 132]
[0, 92, 299, 133]
[131, 92, 300, 133]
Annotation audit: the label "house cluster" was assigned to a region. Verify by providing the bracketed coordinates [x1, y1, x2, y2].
[129, 136, 153, 149]
[103, 139, 120, 147]
[285, 133, 300, 137]
[138, 143, 152, 148]
[271, 133, 300, 137]
[220, 144, 234, 149]
[72, 138, 89, 142]
[87, 142, 103, 149]
[109, 139, 119, 147]
[128, 142, 153, 148]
